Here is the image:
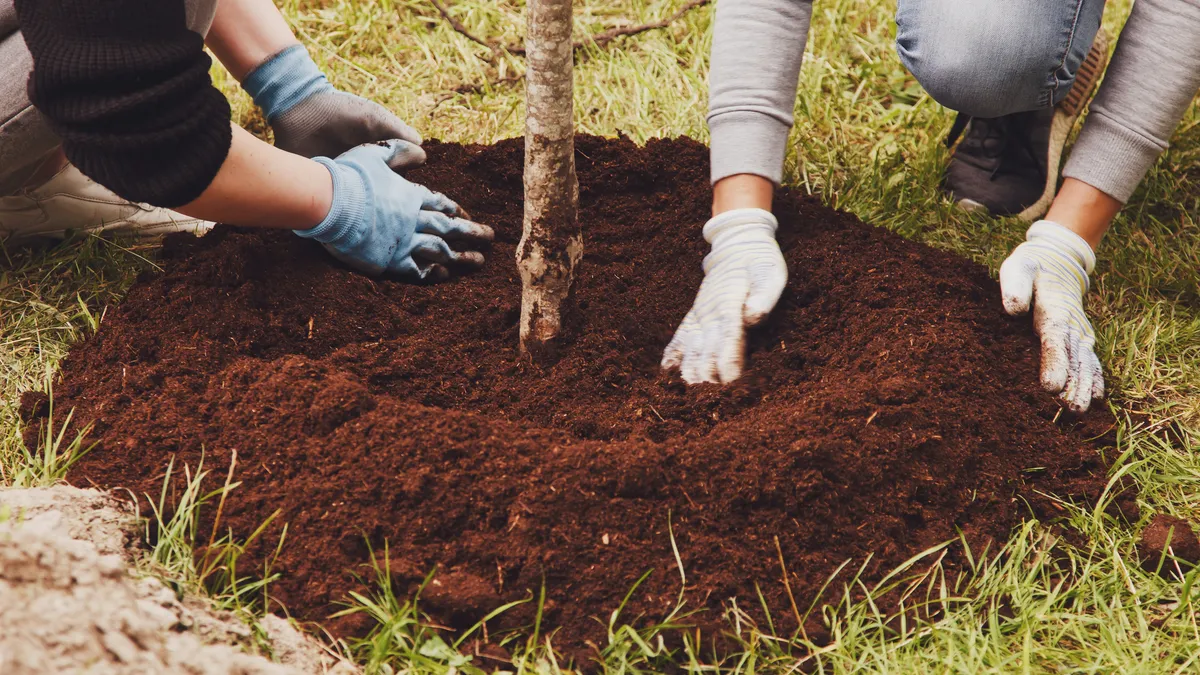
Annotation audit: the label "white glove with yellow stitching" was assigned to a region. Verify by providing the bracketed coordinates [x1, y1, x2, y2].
[999, 219, 1105, 413]
[661, 208, 787, 383]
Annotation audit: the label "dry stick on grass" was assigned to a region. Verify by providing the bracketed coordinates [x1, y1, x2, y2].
[427, 0, 712, 94]
[427, 0, 506, 61]
[571, 0, 712, 51]
[432, 73, 524, 107]
[431, 0, 711, 56]
[774, 535, 804, 631]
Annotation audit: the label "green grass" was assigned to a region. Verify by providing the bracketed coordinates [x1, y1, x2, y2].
[4, 0, 1200, 671]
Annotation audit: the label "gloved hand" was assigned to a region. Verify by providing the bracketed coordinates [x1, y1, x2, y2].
[243, 44, 423, 159]
[662, 208, 787, 383]
[299, 140, 494, 279]
[1000, 219, 1104, 413]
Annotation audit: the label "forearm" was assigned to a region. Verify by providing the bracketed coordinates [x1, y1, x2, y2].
[708, 0, 813, 187]
[206, 0, 299, 81]
[177, 125, 331, 229]
[1062, 0, 1200, 203]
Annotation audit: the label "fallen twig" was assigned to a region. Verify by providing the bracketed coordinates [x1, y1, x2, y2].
[775, 535, 804, 630]
[428, 0, 505, 60]
[574, 0, 711, 51]
[428, 0, 712, 59]
[428, 0, 711, 100]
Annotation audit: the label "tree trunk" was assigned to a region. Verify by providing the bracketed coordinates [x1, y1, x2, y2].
[518, 0, 581, 356]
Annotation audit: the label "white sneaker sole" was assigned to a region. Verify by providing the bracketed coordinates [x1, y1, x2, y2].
[1, 218, 213, 243]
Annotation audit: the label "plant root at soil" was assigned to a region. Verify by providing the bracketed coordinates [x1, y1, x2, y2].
[28, 136, 1117, 654]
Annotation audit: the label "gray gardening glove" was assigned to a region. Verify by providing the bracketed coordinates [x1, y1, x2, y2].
[242, 44, 423, 159]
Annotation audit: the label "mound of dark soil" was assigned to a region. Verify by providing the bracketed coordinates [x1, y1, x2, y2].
[30, 136, 1114, 653]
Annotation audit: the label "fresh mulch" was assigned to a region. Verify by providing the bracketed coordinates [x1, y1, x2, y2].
[26, 136, 1116, 653]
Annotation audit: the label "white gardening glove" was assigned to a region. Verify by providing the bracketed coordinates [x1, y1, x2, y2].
[999, 220, 1105, 413]
[661, 208, 787, 383]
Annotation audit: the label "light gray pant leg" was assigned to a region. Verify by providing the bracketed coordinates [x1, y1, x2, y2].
[0, 0, 16, 35]
[0, 30, 56, 194]
[187, 0, 219, 39]
[0, 0, 221, 194]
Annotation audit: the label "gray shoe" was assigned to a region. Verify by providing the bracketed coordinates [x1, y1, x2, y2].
[0, 163, 212, 242]
[943, 29, 1110, 222]
[943, 109, 1054, 219]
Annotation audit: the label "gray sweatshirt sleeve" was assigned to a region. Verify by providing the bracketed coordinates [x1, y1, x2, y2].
[1063, 0, 1200, 203]
[708, 0, 813, 185]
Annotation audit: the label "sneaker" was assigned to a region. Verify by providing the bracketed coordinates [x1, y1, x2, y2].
[943, 29, 1110, 222]
[0, 163, 213, 242]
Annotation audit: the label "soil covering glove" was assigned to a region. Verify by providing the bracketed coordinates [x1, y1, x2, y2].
[662, 208, 787, 383]
[243, 45, 423, 159]
[999, 219, 1104, 413]
[300, 140, 494, 280]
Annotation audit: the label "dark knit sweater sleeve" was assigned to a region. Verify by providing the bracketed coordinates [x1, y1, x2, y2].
[15, 0, 231, 207]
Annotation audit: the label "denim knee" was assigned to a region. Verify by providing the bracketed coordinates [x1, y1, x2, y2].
[896, 21, 1051, 117]
[895, 0, 1105, 118]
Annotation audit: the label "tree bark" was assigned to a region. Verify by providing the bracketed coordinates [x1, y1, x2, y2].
[519, 0, 581, 356]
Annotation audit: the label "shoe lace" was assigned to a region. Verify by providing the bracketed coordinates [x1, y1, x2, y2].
[944, 112, 1045, 183]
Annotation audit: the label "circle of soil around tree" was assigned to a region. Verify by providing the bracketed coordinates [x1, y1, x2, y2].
[32, 136, 1116, 654]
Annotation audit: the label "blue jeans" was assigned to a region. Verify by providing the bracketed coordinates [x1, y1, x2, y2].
[896, 0, 1107, 118]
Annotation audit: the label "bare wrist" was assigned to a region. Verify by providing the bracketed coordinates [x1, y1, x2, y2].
[1044, 178, 1121, 251]
[712, 174, 774, 217]
[302, 159, 335, 229]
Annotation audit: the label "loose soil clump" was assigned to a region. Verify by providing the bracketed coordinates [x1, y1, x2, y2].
[1140, 514, 1200, 577]
[32, 136, 1114, 652]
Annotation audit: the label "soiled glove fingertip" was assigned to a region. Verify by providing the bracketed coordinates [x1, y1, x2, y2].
[454, 250, 486, 267]
[682, 350, 718, 385]
[717, 361, 743, 384]
[457, 219, 494, 242]
[1092, 368, 1106, 401]
[1059, 386, 1092, 414]
[1002, 294, 1031, 317]
[1039, 368, 1068, 395]
[998, 255, 1035, 316]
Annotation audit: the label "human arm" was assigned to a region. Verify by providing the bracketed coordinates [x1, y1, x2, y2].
[175, 127, 492, 279]
[1001, 0, 1200, 412]
[1061, 0, 1200, 208]
[708, 0, 813, 188]
[663, 0, 812, 383]
[204, 0, 299, 81]
[176, 124, 332, 229]
[17, 0, 489, 279]
[207, 0, 420, 158]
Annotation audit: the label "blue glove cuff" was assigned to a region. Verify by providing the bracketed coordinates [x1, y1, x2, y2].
[243, 45, 334, 122]
[296, 158, 369, 246]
